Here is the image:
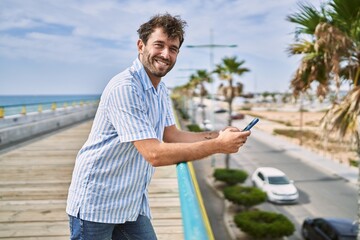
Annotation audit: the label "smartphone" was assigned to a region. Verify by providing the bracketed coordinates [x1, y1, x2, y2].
[242, 118, 259, 131]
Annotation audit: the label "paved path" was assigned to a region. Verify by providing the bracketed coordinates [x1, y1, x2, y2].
[0, 120, 183, 240]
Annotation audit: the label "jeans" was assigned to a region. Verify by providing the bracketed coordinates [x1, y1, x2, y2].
[68, 214, 157, 240]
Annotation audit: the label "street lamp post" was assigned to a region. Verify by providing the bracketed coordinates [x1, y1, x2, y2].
[186, 29, 237, 167]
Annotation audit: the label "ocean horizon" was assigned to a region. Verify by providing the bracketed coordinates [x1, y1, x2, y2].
[0, 94, 100, 117]
[0, 94, 100, 106]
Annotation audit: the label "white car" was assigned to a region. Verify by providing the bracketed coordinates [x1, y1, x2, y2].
[199, 119, 213, 131]
[251, 167, 299, 204]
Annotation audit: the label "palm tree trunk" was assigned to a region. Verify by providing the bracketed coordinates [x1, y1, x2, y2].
[354, 66, 360, 87]
[356, 128, 360, 239]
[224, 82, 235, 169]
[191, 96, 196, 124]
[354, 115, 360, 239]
[200, 84, 206, 124]
[225, 154, 230, 169]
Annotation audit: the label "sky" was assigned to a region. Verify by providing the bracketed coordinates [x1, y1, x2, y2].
[0, 0, 322, 95]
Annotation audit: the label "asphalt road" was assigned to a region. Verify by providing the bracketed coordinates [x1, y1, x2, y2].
[192, 106, 357, 239]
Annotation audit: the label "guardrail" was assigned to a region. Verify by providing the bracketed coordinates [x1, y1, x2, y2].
[0, 98, 99, 118]
[177, 162, 215, 240]
[175, 111, 215, 240]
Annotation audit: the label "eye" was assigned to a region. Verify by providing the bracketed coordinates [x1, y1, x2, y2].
[154, 43, 164, 48]
[170, 47, 179, 53]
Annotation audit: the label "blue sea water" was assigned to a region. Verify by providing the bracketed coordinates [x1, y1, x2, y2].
[0, 95, 100, 117]
[0, 95, 100, 106]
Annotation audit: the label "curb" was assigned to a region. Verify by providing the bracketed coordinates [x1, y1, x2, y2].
[205, 176, 248, 240]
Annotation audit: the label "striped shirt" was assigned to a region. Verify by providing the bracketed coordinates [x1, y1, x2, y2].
[66, 58, 175, 223]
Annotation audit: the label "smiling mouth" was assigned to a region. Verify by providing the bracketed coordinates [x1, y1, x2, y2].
[155, 58, 169, 66]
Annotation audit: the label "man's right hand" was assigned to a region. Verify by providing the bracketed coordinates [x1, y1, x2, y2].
[216, 127, 251, 154]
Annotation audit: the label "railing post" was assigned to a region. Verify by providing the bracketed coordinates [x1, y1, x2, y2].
[51, 103, 57, 111]
[21, 105, 26, 115]
[0, 107, 4, 118]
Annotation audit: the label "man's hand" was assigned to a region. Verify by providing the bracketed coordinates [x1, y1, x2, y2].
[216, 127, 251, 154]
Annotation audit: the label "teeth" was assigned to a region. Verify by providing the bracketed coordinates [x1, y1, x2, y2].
[156, 59, 168, 66]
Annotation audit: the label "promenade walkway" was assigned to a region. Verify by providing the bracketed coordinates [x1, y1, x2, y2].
[0, 120, 183, 239]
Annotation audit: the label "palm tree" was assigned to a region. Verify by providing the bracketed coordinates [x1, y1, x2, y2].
[189, 70, 213, 125]
[213, 56, 250, 169]
[286, 2, 330, 100]
[287, 0, 360, 235]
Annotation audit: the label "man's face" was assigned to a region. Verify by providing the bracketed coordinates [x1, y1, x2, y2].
[138, 28, 180, 83]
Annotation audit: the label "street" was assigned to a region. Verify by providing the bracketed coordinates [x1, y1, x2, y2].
[191, 103, 357, 239]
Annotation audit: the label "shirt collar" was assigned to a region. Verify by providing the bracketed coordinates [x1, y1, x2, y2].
[133, 58, 164, 94]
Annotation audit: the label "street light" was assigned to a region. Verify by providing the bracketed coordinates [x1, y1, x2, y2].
[186, 29, 237, 167]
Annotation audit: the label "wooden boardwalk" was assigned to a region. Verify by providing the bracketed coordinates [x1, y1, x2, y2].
[0, 120, 183, 239]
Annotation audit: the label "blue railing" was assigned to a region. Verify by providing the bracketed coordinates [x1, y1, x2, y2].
[174, 109, 214, 240]
[176, 162, 215, 240]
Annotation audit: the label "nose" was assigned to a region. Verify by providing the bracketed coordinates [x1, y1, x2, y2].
[160, 48, 170, 60]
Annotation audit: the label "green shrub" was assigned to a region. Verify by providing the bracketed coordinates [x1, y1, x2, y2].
[234, 210, 295, 239]
[240, 106, 252, 111]
[349, 158, 359, 167]
[187, 124, 203, 132]
[223, 186, 266, 208]
[213, 168, 248, 185]
[178, 108, 190, 120]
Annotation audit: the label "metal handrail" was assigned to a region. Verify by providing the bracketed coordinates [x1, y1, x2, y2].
[176, 162, 215, 240]
[174, 111, 215, 240]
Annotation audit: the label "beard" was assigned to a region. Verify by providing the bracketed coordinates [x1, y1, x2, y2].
[141, 48, 176, 78]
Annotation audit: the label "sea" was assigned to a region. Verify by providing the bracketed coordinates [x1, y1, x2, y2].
[0, 95, 100, 117]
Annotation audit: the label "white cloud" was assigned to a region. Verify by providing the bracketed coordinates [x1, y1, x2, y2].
[0, 0, 322, 94]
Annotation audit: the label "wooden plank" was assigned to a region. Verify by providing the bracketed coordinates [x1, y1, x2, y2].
[0, 222, 69, 238]
[0, 237, 68, 240]
[0, 120, 183, 239]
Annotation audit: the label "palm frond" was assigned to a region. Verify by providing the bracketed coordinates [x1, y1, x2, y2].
[286, 1, 326, 37]
[321, 86, 360, 137]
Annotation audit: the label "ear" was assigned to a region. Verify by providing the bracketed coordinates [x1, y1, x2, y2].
[137, 39, 144, 54]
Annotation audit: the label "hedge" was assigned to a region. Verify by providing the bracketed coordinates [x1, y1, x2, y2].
[234, 210, 295, 239]
[223, 185, 266, 208]
[213, 168, 248, 185]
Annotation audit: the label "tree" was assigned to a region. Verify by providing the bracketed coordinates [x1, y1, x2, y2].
[213, 57, 249, 169]
[287, 0, 360, 236]
[189, 69, 213, 125]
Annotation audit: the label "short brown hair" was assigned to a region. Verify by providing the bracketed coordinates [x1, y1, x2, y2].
[137, 13, 187, 48]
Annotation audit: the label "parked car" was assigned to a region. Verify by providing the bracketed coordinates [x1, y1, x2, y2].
[214, 108, 227, 113]
[231, 112, 245, 120]
[301, 217, 358, 240]
[197, 103, 206, 108]
[251, 167, 299, 204]
[199, 119, 213, 131]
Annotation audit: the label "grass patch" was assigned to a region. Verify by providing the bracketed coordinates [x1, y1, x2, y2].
[273, 129, 320, 140]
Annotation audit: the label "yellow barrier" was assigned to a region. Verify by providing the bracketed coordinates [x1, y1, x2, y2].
[0, 107, 4, 118]
[51, 103, 57, 111]
[21, 106, 26, 115]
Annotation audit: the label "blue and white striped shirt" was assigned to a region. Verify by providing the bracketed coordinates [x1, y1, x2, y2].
[66, 58, 175, 223]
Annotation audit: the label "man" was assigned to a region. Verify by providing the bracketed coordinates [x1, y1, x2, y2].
[66, 13, 251, 239]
